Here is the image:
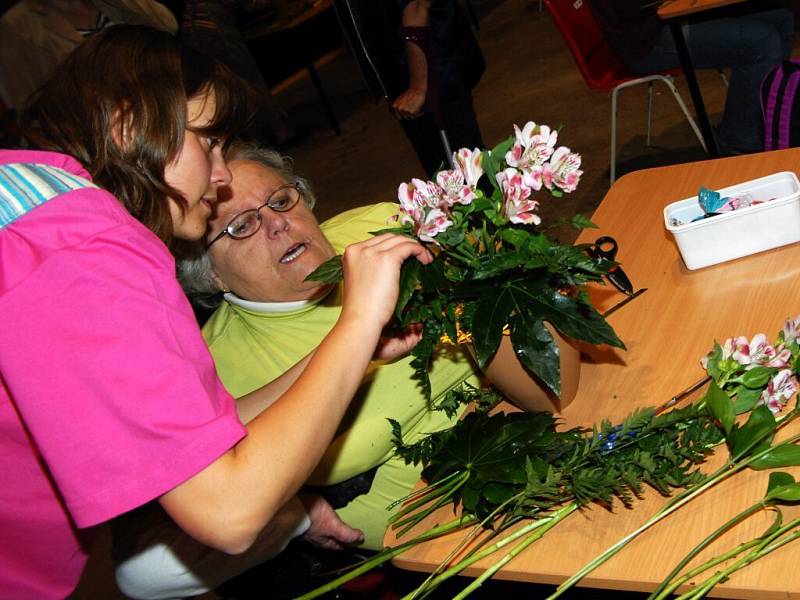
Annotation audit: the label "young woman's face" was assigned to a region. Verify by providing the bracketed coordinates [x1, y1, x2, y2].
[165, 92, 232, 241]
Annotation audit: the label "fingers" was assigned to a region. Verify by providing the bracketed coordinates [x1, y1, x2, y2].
[347, 232, 432, 264]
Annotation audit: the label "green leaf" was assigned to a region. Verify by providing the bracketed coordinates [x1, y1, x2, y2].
[732, 385, 762, 414]
[729, 405, 777, 460]
[571, 214, 597, 230]
[705, 380, 735, 435]
[765, 482, 800, 502]
[470, 286, 514, 368]
[305, 255, 343, 283]
[395, 260, 421, 318]
[509, 314, 561, 397]
[751, 444, 800, 470]
[767, 471, 795, 492]
[516, 282, 624, 348]
[490, 136, 515, 172]
[741, 367, 773, 389]
[482, 149, 500, 192]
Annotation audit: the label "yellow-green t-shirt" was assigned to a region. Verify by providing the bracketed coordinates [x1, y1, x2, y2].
[202, 202, 479, 485]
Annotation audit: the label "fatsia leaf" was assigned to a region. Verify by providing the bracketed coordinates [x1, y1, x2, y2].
[305, 254, 343, 283]
[509, 313, 561, 397]
[750, 444, 800, 470]
[705, 380, 735, 435]
[513, 282, 624, 348]
[470, 286, 515, 368]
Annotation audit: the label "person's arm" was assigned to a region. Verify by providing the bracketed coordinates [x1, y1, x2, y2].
[392, 0, 432, 120]
[159, 234, 432, 554]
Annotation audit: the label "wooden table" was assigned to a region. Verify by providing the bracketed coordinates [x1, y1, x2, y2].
[384, 149, 800, 599]
[657, 0, 747, 158]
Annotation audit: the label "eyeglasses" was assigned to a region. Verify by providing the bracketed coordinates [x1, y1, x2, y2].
[206, 182, 302, 249]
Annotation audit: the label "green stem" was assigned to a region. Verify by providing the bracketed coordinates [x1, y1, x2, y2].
[452, 503, 580, 600]
[547, 427, 800, 600]
[675, 517, 800, 600]
[406, 493, 527, 600]
[389, 471, 469, 526]
[655, 537, 763, 600]
[648, 501, 767, 600]
[387, 470, 464, 512]
[295, 516, 475, 600]
[403, 504, 578, 600]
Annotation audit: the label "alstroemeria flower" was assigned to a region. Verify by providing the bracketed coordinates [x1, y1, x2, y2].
[733, 333, 788, 369]
[505, 122, 557, 172]
[782, 315, 800, 344]
[416, 207, 453, 243]
[436, 169, 476, 206]
[758, 369, 798, 414]
[496, 167, 540, 225]
[454, 147, 484, 188]
[546, 146, 583, 193]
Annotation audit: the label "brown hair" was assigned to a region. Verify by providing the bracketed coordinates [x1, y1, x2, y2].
[22, 25, 254, 243]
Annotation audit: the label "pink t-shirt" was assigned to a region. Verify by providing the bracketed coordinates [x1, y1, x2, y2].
[0, 150, 247, 598]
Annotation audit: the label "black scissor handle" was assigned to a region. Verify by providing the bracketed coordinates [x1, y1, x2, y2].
[588, 236, 634, 296]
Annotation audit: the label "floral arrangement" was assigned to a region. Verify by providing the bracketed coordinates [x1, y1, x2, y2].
[298, 317, 800, 600]
[309, 121, 624, 398]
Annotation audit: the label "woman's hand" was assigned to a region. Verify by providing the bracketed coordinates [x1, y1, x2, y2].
[392, 87, 426, 120]
[374, 322, 423, 361]
[339, 234, 432, 331]
[299, 494, 364, 550]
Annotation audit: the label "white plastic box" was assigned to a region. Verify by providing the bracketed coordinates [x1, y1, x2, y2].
[663, 171, 800, 270]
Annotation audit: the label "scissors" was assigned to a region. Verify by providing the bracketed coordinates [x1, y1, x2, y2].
[587, 236, 634, 296]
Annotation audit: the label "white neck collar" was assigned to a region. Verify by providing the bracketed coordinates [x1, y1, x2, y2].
[223, 288, 331, 314]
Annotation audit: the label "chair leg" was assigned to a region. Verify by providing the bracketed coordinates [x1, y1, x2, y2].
[611, 86, 620, 185]
[718, 68, 729, 88]
[646, 82, 654, 147]
[658, 76, 707, 154]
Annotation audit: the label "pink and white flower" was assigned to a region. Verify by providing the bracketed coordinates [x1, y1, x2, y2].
[436, 169, 476, 206]
[505, 122, 557, 173]
[453, 147, 484, 188]
[416, 208, 453, 243]
[545, 146, 583, 193]
[758, 369, 798, 414]
[782, 315, 800, 344]
[496, 167, 540, 225]
[732, 333, 790, 369]
[397, 180, 453, 242]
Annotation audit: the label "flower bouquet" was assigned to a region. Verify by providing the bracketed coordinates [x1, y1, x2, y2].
[309, 121, 624, 399]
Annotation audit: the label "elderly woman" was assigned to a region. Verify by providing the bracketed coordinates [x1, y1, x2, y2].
[114, 141, 579, 598]
[180, 142, 483, 546]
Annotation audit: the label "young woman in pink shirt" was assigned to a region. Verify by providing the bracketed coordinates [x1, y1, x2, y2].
[0, 25, 430, 599]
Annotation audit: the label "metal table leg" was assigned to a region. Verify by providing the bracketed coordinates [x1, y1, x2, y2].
[668, 20, 718, 157]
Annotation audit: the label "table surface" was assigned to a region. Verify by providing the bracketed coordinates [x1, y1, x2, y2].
[384, 148, 800, 599]
[657, 0, 746, 19]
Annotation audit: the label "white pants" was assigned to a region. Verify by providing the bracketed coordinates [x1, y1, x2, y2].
[113, 497, 310, 600]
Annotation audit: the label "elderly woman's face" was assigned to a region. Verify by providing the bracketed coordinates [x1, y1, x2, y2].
[207, 160, 336, 302]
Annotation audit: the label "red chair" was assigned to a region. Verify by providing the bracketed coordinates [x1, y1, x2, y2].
[543, 0, 706, 184]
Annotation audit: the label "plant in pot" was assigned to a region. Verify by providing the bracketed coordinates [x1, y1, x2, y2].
[309, 121, 624, 411]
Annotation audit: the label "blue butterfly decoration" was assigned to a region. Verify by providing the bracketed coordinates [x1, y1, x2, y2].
[692, 187, 730, 221]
